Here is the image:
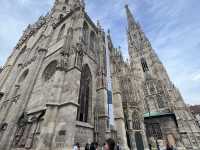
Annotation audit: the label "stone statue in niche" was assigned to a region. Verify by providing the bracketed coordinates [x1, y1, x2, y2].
[57, 51, 69, 72]
[96, 67, 106, 89]
[64, 27, 73, 55]
[75, 43, 84, 69]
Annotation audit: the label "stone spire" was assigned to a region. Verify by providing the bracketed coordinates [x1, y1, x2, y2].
[125, 4, 143, 70]
[125, 4, 137, 31]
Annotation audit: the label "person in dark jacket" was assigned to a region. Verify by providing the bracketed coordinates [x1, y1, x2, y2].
[166, 143, 173, 150]
[85, 143, 90, 150]
[104, 138, 115, 150]
[90, 142, 96, 150]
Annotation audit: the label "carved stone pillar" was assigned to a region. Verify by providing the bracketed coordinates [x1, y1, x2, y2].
[112, 75, 129, 150]
[96, 67, 110, 146]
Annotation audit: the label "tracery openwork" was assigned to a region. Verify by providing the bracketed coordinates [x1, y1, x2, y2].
[43, 61, 57, 82]
[77, 64, 92, 122]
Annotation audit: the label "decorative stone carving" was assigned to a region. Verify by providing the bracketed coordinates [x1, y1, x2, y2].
[22, 56, 37, 69]
[13, 112, 28, 148]
[12, 111, 45, 149]
[75, 43, 84, 69]
[96, 67, 107, 89]
[57, 51, 69, 72]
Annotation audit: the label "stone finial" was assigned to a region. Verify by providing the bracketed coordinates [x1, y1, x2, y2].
[97, 20, 101, 29]
[107, 29, 110, 35]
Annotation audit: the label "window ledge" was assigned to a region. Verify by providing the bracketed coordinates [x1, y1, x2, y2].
[76, 121, 94, 129]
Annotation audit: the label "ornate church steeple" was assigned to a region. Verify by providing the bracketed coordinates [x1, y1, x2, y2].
[125, 4, 170, 85]
[125, 4, 173, 113]
[125, 4, 137, 31]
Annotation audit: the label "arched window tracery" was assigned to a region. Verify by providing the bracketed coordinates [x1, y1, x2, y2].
[77, 64, 92, 122]
[43, 61, 57, 82]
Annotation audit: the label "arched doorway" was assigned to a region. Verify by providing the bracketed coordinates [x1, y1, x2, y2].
[135, 132, 144, 150]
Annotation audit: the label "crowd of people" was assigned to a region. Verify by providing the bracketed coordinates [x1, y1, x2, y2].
[73, 138, 176, 150]
[73, 138, 117, 150]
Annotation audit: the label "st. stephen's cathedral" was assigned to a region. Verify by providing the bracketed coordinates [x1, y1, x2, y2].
[0, 0, 199, 149]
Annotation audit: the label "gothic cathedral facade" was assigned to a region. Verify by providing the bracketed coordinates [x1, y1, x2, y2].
[0, 0, 199, 150]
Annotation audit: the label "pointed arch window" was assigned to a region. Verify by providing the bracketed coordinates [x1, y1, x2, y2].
[77, 64, 92, 122]
[90, 31, 96, 50]
[141, 57, 149, 72]
[43, 61, 57, 82]
[57, 24, 65, 42]
[83, 22, 89, 44]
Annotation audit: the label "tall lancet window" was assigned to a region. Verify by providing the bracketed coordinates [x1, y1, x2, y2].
[90, 31, 96, 50]
[141, 57, 149, 72]
[77, 64, 92, 122]
[83, 22, 89, 44]
[57, 24, 65, 42]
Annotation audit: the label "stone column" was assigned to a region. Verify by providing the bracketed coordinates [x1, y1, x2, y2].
[112, 76, 129, 150]
[96, 68, 110, 146]
[96, 87, 110, 145]
[0, 48, 47, 150]
[141, 121, 150, 150]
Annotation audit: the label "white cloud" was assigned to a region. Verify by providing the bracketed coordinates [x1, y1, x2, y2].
[0, 0, 200, 105]
[191, 72, 200, 81]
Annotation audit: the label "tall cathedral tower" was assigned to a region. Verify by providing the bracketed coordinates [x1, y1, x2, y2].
[125, 4, 200, 150]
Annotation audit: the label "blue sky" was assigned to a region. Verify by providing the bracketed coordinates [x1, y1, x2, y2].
[0, 0, 200, 105]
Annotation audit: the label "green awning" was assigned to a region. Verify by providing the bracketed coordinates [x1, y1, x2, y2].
[144, 112, 161, 118]
[143, 112, 174, 118]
